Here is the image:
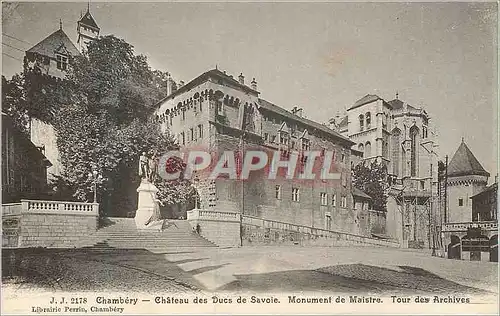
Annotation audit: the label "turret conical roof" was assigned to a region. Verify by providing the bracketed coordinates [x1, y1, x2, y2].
[447, 141, 490, 177]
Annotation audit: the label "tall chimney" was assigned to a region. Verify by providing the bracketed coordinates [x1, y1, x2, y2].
[251, 78, 257, 90]
[238, 73, 245, 85]
[166, 74, 173, 96]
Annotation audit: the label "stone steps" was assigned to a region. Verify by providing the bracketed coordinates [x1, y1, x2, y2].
[86, 217, 217, 249]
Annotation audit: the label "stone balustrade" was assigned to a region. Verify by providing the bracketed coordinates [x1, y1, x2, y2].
[442, 221, 498, 232]
[2, 200, 99, 248]
[243, 215, 400, 248]
[188, 209, 241, 222]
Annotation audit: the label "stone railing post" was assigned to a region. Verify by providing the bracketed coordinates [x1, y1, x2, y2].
[20, 200, 29, 213]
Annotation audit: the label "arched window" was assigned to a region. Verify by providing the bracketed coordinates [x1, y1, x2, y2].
[391, 128, 401, 176]
[359, 114, 364, 131]
[358, 143, 364, 157]
[365, 141, 371, 158]
[366, 112, 371, 129]
[410, 126, 419, 177]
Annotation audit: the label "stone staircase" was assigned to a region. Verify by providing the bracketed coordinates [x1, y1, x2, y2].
[86, 218, 217, 249]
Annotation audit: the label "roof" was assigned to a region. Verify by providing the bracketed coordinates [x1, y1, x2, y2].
[159, 68, 259, 104]
[470, 183, 497, 199]
[387, 98, 417, 111]
[447, 141, 490, 178]
[353, 187, 372, 199]
[349, 94, 381, 110]
[27, 28, 80, 58]
[258, 98, 354, 145]
[78, 10, 99, 29]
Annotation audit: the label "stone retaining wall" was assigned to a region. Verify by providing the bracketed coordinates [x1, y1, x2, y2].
[2, 200, 99, 248]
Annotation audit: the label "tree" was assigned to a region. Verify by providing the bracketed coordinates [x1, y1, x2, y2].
[352, 160, 388, 211]
[45, 35, 190, 216]
[2, 74, 29, 134]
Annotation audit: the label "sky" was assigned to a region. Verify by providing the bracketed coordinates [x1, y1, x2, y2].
[2, 2, 498, 180]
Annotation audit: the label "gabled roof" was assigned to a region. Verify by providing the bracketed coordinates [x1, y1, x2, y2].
[27, 28, 80, 58]
[258, 98, 354, 146]
[349, 94, 381, 110]
[448, 141, 490, 178]
[78, 10, 99, 30]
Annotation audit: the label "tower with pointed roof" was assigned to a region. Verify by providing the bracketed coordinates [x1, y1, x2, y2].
[446, 140, 490, 223]
[24, 23, 82, 180]
[77, 4, 100, 52]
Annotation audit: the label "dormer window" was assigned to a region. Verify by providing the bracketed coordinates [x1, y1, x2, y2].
[56, 54, 68, 70]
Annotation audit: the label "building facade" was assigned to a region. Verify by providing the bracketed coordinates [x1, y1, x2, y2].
[2, 113, 52, 203]
[155, 69, 381, 236]
[330, 94, 440, 248]
[441, 141, 498, 262]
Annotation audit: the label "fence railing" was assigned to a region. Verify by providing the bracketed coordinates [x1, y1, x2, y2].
[242, 215, 399, 247]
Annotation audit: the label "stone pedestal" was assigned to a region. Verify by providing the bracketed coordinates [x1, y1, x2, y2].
[135, 180, 161, 230]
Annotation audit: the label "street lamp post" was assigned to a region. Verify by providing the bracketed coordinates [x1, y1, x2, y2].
[88, 170, 101, 203]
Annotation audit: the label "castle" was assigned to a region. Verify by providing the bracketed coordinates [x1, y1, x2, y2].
[25, 6, 100, 181]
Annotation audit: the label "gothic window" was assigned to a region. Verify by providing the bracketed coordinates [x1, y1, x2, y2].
[366, 112, 371, 129]
[422, 126, 428, 139]
[410, 126, 419, 177]
[181, 132, 185, 145]
[365, 141, 371, 158]
[56, 54, 68, 70]
[359, 114, 364, 131]
[331, 193, 337, 207]
[190, 127, 195, 141]
[391, 128, 401, 176]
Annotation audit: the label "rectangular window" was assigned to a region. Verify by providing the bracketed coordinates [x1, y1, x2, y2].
[198, 124, 203, 138]
[275, 185, 282, 200]
[264, 133, 269, 141]
[341, 153, 345, 163]
[181, 132, 185, 145]
[199, 101, 203, 112]
[458, 198, 463, 206]
[341, 196, 347, 208]
[56, 55, 68, 70]
[420, 180, 425, 190]
[320, 192, 328, 206]
[332, 193, 336, 207]
[292, 187, 300, 202]
[190, 127, 195, 141]
[182, 110, 186, 121]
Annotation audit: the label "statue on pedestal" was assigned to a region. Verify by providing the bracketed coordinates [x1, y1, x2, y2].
[135, 150, 163, 230]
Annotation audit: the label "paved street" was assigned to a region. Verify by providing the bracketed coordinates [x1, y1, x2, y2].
[3, 246, 497, 297]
